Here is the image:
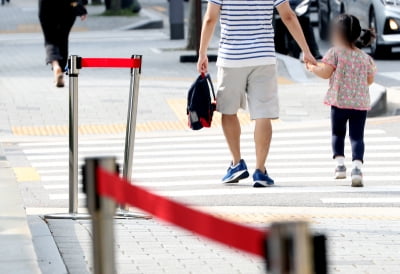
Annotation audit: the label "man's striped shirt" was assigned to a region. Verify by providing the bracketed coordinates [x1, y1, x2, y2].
[209, 0, 287, 67]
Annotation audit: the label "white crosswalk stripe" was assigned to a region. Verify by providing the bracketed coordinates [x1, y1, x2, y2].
[15, 128, 400, 205]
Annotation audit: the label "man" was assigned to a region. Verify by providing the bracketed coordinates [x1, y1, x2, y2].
[197, 0, 317, 187]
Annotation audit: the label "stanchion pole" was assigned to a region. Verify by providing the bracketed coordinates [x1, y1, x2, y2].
[117, 55, 148, 219]
[69, 55, 80, 215]
[45, 55, 90, 220]
[83, 157, 117, 274]
[267, 222, 314, 274]
[122, 55, 141, 184]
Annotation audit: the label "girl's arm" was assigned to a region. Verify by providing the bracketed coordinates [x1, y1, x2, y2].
[307, 62, 334, 79]
[367, 74, 374, 85]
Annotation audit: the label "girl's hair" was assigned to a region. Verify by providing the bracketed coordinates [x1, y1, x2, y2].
[333, 14, 376, 48]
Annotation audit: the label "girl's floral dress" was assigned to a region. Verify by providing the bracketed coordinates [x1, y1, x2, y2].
[322, 47, 376, 110]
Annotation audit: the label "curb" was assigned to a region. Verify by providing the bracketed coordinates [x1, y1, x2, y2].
[277, 54, 388, 117]
[28, 216, 68, 274]
[368, 83, 387, 117]
[277, 53, 311, 83]
[117, 8, 164, 31]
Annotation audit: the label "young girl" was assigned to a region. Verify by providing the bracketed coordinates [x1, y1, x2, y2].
[307, 14, 376, 187]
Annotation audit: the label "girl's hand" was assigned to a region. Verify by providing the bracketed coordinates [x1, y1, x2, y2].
[305, 62, 315, 72]
[81, 14, 87, 21]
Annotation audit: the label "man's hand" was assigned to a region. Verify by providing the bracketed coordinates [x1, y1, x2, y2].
[197, 2, 219, 74]
[197, 53, 209, 74]
[303, 51, 317, 66]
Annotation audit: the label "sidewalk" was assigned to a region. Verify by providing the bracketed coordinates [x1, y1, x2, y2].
[2, 117, 400, 273]
[0, 144, 41, 274]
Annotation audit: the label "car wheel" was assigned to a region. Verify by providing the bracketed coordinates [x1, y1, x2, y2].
[369, 9, 391, 58]
[318, 1, 329, 40]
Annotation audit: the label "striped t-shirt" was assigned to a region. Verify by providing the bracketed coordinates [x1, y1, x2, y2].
[209, 0, 287, 67]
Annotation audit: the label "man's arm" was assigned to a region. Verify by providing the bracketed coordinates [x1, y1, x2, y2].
[276, 2, 316, 65]
[197, 2, 220, 74]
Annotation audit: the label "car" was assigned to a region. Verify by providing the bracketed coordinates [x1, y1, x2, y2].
[318, 0, 400, 56]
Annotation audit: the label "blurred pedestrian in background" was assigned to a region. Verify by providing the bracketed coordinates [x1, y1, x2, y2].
[39, 0, 88, 88]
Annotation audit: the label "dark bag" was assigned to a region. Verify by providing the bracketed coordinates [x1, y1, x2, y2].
[72, 0, 88, 17]
[187, 74, 216, 130]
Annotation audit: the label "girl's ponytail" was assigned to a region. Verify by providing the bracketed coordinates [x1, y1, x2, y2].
[356, 28, 376, 48]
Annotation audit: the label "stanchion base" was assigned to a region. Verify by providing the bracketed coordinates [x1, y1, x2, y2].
[44, 211, 151, 220]
[180, 54, 217, 63]
[115, 208, 152, 219]
[44, 213, 91, 220]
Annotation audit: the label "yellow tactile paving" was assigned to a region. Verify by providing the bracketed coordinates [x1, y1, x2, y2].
[277, 76, 294, 85]
[0, 25, 88, 34]
[12, 167, 41, 182]
[167, 98, 254, 128]
[11, 95, 281, 136]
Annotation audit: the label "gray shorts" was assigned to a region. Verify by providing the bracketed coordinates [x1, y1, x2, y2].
[216, 65, 279, 119]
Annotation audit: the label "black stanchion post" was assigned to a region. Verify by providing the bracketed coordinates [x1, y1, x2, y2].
[266, 221, 326, 274]
[169, 0, 184, 40]
[83, 157, 118, 274]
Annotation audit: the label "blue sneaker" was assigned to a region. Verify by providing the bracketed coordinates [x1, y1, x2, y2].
[222, 159, 249, 184]
[253, 169, 274, 187]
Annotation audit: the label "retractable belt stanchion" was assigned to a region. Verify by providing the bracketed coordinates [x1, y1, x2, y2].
[46, 55, 146, 220]
[83, 157, 118, 274]
[84, 162, 328, 273]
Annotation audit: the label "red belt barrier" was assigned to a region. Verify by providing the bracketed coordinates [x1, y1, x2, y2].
[81, 58, 141, 68]
[97, 168, 267, 258]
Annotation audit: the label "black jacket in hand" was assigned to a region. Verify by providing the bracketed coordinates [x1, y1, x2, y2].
[71, 0, 88, 17]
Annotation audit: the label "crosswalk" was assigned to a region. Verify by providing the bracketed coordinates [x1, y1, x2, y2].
[15, 126, 400, 207]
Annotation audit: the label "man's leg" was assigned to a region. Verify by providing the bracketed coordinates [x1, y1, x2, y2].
[222, 114, 241, 165]
[217, 67, 249, 183]
[254, 118, 272, 172]
[247, 65, 279, 187]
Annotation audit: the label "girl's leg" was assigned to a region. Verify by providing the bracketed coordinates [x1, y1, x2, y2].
[331, 106, 348, 159]
[349, 110, 368, 163]
[349, 109, 368, 187]
[331, 106, 349, 179]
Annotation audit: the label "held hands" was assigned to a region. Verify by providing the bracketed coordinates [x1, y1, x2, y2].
[197, 53, 208, 75]
[303, 50, 317, 67]
[303, 50, 318, 73]
[305, 62, 316, 72]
